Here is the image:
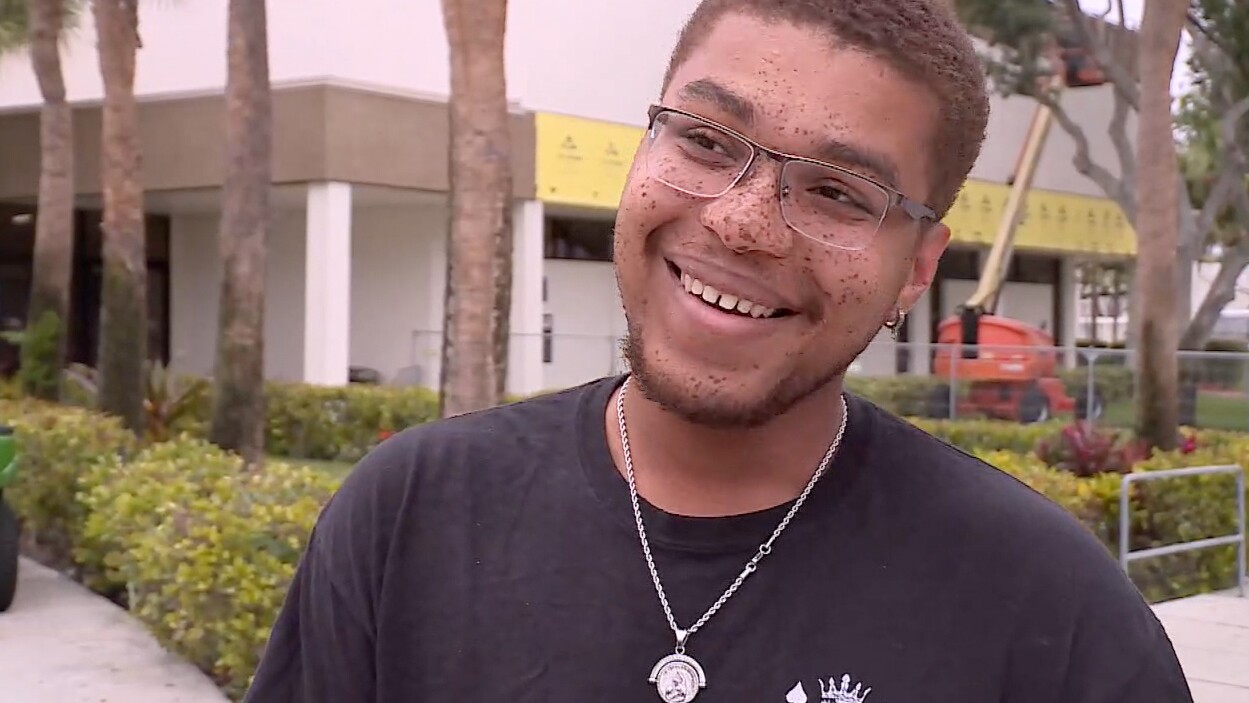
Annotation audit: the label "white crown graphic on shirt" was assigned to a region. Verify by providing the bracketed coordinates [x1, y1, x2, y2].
[820, 674, 872, 702]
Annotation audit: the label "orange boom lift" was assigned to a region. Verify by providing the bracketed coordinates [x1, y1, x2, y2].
[929, 34, 1109, 423]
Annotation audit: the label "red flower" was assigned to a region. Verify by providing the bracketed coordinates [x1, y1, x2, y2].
[378, 429, 394, 441]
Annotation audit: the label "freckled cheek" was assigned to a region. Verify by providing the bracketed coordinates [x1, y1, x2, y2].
[809, 255, 892, 321]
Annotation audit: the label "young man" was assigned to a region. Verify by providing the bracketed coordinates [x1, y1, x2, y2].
[246, 1, 1194, 701]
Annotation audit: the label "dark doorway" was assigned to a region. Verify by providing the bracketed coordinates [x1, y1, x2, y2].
[0, 203, 171, 377]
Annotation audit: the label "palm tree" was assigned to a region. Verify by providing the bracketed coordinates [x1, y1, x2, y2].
[0, 1, 27, 51]
[1133, 0, 1188, 449]
[438, 0, 514, 418]
[91, 0, 146, 434]
[208, 0, 271, 464]
[21, 0, 78, 401]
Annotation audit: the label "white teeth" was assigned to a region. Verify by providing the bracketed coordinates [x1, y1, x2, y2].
[679, 271, 777, 318]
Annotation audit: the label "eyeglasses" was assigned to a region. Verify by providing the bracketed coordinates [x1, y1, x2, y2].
[643, 105, 937, 251]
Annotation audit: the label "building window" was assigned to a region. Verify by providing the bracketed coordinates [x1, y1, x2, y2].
[1008, 253, 1061, 284]
[544, 216, 614, 262]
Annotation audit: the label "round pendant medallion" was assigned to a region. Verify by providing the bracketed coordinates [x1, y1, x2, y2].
[649, 653, 707, 702]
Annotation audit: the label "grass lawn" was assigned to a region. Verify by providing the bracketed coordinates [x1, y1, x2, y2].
[1103, 391, 1249, 432]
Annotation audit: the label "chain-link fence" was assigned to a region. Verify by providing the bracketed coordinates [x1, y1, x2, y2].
[400, 331, 1249, 431]
[850, 342, 1249, 432]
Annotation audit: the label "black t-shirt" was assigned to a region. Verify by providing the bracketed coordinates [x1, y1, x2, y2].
[244, 375, 1193, 702]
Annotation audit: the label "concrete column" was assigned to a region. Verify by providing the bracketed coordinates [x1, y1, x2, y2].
[508, 199, 546, 396]
[303, 182, 353, 385]
[1060, 257, 1079, 367]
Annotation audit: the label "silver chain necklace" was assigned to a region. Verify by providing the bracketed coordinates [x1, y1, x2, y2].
[615, 375, 849, 703]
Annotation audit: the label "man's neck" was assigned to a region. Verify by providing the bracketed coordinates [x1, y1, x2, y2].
[605, 378, 847, 518]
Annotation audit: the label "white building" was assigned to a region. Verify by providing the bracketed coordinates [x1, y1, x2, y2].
[0, 0, 1136, 392]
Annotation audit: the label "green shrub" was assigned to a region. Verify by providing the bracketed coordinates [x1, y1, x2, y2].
[0, 375, 21, 400]
[76, 437, 248, 595]
[162, 377, 439, 463]
[16, 310, 63, 400]
[974, 440, 1248, 604]
[910, 417, 1066, 453]
[0, 399, 137, 570]
[78, 436, 339, 700]
[262, 382, 439, 462]
[846, 375, 946, 416]
[1117, 447, 1248, 602]
[975, 448, 1119, 530]
[1057, 364, 1134, 403]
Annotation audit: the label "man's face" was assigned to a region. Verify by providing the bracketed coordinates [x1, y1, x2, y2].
[614, 12, 951, 428]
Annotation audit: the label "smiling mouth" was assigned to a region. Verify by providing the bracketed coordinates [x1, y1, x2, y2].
[666, 260, 795, 319]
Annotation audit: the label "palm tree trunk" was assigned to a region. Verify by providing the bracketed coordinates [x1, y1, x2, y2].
[22, 0, 74, 401]
[208, 0, 271, 465]
[438, 0, 513, 417]
[92, 0, 146, 434]
[1133, 0, 1188, 449]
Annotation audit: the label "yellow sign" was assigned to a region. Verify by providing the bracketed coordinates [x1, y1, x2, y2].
[535, 112, 645, 210]
[944, 181, 1136, 256]
[535, 111, 1136, 257]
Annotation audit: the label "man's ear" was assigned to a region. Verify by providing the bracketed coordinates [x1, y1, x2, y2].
[896, 221, 950, 314]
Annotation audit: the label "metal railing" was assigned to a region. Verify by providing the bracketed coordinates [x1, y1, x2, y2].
[1118, 464, 1246, 597]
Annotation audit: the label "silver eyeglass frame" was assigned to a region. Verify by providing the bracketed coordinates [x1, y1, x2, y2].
[644, 104, 939, 251]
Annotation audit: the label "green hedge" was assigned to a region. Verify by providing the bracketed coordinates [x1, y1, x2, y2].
[63, 369, 442, 464]
[259, 383, 439, 462]
[971, 430, 1247, 603]
[1, 395, 1245, 701]
[0, 397, 340, 701]
[0, 399, 138, 571]
[846, 366, 1135, 420]
[77, 437, 338, 699]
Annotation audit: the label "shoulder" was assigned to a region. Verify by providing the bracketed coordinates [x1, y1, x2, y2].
[331, 376, 612, 504]
[851, 394, 1132, 587]
[853, 396, 1176, 664]
[317, 376, 615, 531]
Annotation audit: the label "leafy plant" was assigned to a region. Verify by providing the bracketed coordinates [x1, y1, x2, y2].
[1033, 421, 1147, 477]
[15, 310, 64, 401]
[62, 361, 211, 443]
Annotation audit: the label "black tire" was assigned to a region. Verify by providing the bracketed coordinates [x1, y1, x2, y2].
[0, 498, 18, 612]
[1018, 385, 1050, 424]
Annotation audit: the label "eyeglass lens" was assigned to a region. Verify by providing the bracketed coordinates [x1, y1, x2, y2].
[646, 110, 890, 250]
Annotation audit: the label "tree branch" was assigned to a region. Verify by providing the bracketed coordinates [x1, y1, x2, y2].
[1191, 97, 1249, 244]
[1033, 90, 1135, 221]
[1180, 235, 1249, 349]
[1186, 11, 1249, 82]
[1109, 85, 1135, 187]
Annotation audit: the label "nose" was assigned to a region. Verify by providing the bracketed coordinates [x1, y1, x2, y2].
[697, 157, 794, 258]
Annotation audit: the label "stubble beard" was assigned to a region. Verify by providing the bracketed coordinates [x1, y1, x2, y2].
[620, 316, 873, 429]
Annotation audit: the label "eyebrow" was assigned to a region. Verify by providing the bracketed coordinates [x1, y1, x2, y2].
[678, 78, 755, 127]
[674, 77, 902, 190]
[810, 139, 902, 191]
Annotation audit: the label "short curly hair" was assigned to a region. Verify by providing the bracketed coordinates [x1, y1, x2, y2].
[661, 0, 990, 219]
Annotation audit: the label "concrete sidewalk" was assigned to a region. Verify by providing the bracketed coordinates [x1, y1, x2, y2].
[0, 557, 228, 703]
[1154, 590, 1249, 703]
